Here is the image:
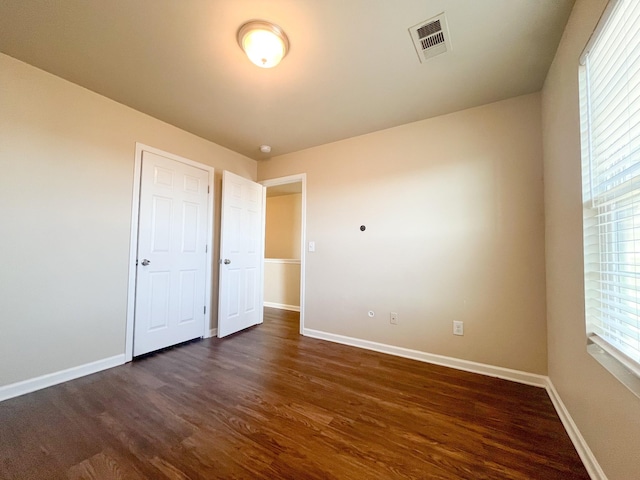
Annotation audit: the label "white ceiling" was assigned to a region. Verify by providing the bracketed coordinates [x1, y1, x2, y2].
[0, 0, 575, 160]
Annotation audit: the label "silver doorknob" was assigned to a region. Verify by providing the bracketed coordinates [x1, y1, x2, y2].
[141, 259, 151, 266]
[224, 259, 231, 265]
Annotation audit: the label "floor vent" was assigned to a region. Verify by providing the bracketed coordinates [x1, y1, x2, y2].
[409, 13, 450, 63]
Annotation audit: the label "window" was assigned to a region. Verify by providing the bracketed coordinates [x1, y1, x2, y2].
[580, 0, 640, 394]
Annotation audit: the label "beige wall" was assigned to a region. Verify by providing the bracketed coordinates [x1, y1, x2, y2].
[264, 261, 301, 308]
[259, 93, 547, 374]
[0, 53, 256, 387]
[265, 193, 301, 259]
[264, 193, 302, 308]
[542, 1, 640, 478]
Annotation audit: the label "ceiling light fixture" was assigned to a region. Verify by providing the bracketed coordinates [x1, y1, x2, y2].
[237, 20, 289, 68]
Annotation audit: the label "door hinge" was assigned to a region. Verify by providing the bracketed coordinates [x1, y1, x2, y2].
[205, 244, 208, 253]
[204, 306, 206, 314]
[208, 185, 210, 194]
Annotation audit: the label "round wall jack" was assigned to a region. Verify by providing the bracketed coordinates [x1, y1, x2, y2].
[260, 144, 271, 154]
[368, 311, 375, 317]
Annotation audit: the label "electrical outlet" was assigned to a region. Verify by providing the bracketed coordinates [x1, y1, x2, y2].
[453, 320, 464, 336]
[390, 312, 398, 325]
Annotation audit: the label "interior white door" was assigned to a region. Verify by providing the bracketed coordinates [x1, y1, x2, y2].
[133, 151, 209, 356]
[218, 171, 265, 337]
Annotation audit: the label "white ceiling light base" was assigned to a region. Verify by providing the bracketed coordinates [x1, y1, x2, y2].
[237, 20, 289, 68]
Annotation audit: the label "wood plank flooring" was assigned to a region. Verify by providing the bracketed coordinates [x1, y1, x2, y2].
[0, 308, 589, 479]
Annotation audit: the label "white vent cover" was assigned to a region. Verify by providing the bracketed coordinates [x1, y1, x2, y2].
[409, 13, 450, 63]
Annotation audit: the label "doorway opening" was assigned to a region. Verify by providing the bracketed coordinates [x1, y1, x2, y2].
[261, 174, 306, 334]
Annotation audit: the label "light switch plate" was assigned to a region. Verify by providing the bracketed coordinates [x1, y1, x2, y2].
[453, 321, 464, 336]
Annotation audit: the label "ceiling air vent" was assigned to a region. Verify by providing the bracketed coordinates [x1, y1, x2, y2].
[409, 13, 450, 63]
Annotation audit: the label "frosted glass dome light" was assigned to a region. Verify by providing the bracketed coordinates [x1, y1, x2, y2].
[237, 20, 289, 68]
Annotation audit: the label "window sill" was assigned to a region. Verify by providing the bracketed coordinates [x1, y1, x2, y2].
[587, 335, 640, 399]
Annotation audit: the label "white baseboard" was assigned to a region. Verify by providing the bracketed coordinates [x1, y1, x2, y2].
[0, 354, 125, 402]
[264, 302, 301, 312]
[207, 328, 218, 338]
[303, 328, 547, 387]
[545, 380, 608, 480]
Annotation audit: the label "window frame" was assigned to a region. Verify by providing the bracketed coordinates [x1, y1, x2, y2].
[579, 0, 640, 397]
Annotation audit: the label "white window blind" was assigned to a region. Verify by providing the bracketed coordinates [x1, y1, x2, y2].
[581, 0, 640, 371]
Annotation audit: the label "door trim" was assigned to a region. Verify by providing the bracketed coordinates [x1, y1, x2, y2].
[125, 143, 214, 362]
[260, 174, 306, 335]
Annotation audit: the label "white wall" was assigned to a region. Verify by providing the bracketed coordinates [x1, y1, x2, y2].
[542, 1, 640, 478]
[0, 53, 256, 387]
[259, 93, 547, 374]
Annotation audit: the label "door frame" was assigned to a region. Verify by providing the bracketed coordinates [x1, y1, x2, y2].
[260, 174, 306, 335]
[125, 143, 214, 362]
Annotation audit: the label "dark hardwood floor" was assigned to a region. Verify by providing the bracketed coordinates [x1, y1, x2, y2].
[1, 308, 589, 479]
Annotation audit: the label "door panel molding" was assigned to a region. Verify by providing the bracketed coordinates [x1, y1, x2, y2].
[125, 143, 214, 362]
[218, 171, 265, 337]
